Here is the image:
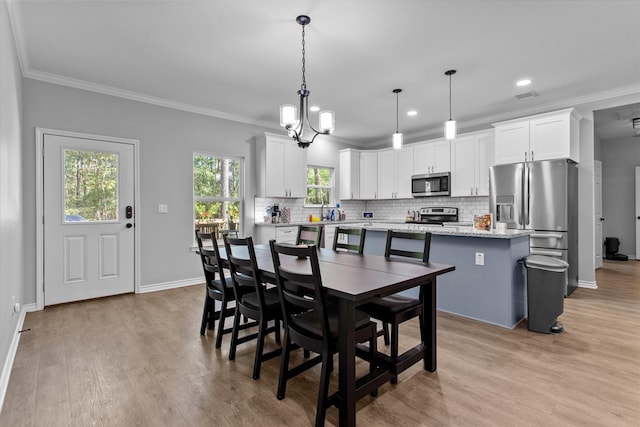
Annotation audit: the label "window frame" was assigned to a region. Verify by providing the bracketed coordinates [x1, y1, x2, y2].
[304, 165, 335, 207]
[193, 152, 244, 241]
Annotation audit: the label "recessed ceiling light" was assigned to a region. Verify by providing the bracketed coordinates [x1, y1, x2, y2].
[407, 110, 418, 117]
[309, 106, 320, 112]
[516, 79, 532, 87]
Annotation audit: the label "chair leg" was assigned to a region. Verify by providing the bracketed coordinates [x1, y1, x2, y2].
[228, 307, 242, 361]
[274, 319, 281, 344]
[252, 317, 268, 380]
[369, 325, 378, 397]
[277, 333, 292, 400]
[418, 313, 427, 370]
[315, 351, 332, 427]
[215, 297, 228, 349]
[390, 321, 400, 384]
[200, 296, 212, 336]
[382, 322, 390, 346]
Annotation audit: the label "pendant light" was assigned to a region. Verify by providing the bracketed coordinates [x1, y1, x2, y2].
[392, 89, 403, 150]
[279, 15, 335, 148]
[444, 69, 457, 140]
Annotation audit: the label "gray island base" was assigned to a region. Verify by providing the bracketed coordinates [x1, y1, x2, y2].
[360, 227, 530, 329]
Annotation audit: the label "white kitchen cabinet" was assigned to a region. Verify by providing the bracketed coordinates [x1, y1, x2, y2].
[377, 146, 414, 199]
[493, 108, 580, 165]
[339, 149, 360, 200]
[359, 151, 378, 199]
[256, 132, 307, 198]
[413, 138, 450, 174]
[255, 225, 298, 245]
[450, 130, 495, 197]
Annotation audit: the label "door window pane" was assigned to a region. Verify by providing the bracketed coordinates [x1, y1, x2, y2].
[64, 149, 118, 222]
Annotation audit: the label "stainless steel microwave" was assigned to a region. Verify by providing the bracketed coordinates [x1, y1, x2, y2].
[411, 172, 450, 197]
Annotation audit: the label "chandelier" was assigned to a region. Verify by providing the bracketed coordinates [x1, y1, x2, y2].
[279, 15, 334, 148]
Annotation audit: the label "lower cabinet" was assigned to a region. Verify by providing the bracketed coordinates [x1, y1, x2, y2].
[255, 225, 297, 245]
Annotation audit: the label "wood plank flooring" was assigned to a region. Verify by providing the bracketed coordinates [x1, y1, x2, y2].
[1, 260, 639, 426]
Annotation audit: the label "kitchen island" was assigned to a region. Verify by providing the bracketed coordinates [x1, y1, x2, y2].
[353, 224, 531, 329]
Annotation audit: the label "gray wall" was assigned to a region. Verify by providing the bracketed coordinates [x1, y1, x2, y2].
[0, 0, 25, 404]
[601, 135, 640, 257]
[22, 79, 274, 301]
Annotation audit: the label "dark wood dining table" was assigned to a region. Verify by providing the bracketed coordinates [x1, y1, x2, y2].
[217, 244, 455, 426]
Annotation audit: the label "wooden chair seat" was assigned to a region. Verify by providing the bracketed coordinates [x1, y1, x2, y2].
[293, 308, 372, 339]
[241, 287, 281, 312]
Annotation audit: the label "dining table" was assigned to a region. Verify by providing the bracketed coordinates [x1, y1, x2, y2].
[216, 243, 455, 426]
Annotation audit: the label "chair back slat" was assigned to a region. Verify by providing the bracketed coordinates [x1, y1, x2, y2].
[384, 230, 432, 263]
[296, 225, 324, 246]
[333, 227, 367, 254]
[270, 240, 331, 339]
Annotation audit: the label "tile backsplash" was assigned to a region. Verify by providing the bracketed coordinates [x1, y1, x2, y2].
[255, 196, 489, 224]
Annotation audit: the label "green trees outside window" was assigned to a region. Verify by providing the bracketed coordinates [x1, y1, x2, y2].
[64, 149, 118, 221]
[194, 154, 242, 236]
[306, 166, 333, 206]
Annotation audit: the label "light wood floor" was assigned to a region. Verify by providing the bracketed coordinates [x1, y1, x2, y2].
[2, 260, 639, 426]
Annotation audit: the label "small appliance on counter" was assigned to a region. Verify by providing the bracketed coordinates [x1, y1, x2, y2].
[405, 207, 458, 225]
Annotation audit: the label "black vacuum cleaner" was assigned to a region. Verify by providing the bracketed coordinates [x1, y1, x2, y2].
[604, 237, 629, 261]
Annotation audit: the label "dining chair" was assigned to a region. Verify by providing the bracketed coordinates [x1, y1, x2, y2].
[196, 230, 242, 348]
[269, 240, 377, 427]
[360, 229, 432, 383]
[296, 224, 323, 246]
[224, 235, 282, 380]
[332, 227, 367, 253]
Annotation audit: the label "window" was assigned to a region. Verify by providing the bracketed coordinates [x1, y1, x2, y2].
[64, 149, 118, 222]
[306, 166, 333, 206]
[193, 154, 243, 240]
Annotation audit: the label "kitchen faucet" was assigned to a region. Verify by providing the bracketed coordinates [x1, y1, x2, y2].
[320, 204, 328, 221]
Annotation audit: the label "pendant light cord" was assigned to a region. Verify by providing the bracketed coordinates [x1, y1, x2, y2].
[448, 73, 453, 120]
[396, 91, 400, 133]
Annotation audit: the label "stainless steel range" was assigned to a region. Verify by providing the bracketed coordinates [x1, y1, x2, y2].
[406, 207, 458, 225]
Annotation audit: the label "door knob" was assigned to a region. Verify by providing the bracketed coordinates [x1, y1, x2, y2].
[126, 223, 133, 228]
[600, 218, 605, 221]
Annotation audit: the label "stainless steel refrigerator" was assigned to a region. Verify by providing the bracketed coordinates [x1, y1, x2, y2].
[489, 159, 578, 295]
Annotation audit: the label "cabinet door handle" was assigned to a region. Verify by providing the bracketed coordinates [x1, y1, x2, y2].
[531, 151, 534, 161]
[524, 151, 528, 162]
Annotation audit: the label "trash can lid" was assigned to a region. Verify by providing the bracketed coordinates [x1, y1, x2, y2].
[524, 255, 568, 272]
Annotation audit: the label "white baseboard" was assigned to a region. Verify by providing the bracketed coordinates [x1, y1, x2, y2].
[138, 277, 203, 294]
[578, 280, 598, 290]
[0, 303, 36, 414]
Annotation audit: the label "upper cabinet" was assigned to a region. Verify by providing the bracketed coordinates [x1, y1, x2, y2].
[450, 131, 495, 197]
[256, 132, 307, 198]
[359, 151, 378, 199]
[413, 138, 450, 175]
[377, 146, 414, 199]
[339, 148, 360, 200]
[493, 108, 581, 165]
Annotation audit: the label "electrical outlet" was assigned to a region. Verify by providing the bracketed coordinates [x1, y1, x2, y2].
[475, 252, 485, 266]
[158, 204, 168, 213]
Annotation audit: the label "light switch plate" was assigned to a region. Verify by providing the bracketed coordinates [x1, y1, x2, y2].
[158, 204, 168, 213]
[475, 252, 485, 266]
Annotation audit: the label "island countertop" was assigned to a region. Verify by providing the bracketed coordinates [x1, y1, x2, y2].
[254, 220, 532, 240]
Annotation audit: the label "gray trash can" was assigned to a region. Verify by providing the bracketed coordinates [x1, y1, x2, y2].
[524, 255, 568, 333]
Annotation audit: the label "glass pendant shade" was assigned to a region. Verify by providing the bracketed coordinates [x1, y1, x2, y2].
[445, 119, 457, 140]
[280, 104, 298, 127]
[393, 132, 403, 150]
[318, 110, 335, 133]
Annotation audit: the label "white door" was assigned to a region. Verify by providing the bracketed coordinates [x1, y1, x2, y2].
[594, 160, 603, 268]
[636, 167, 640, 260]
[44, 134, 135, 305]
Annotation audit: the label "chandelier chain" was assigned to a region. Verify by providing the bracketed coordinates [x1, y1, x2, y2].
[301, 24, 306, 89]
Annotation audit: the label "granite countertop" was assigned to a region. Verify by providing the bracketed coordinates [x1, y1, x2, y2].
[254, 220, 531, 239]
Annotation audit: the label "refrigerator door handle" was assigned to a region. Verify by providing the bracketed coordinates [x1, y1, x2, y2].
[524, 164, 531, 226]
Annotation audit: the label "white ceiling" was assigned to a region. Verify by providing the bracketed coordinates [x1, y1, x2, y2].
[7, 0, 640, 146]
